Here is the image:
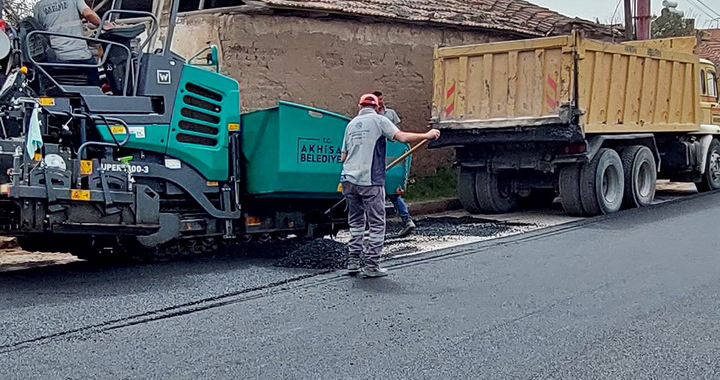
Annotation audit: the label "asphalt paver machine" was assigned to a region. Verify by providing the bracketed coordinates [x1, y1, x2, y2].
[0, 0, 349, 261]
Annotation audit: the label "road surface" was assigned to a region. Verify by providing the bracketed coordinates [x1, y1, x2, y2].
[1, 191, 720, 379]
[0, 181, 696, 272]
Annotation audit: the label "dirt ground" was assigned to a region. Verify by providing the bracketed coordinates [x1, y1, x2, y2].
[0, 182, 699, 273]
[0, 237, 77, 272]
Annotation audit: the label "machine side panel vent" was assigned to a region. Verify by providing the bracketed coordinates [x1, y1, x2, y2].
[180, 108, 220, 124]
[179, 120, 219, 135]
[183, 95, 221, 113]
[175, 82, 225, 148]
[177, 133, 217, 146]
[186, 83, 222, 102]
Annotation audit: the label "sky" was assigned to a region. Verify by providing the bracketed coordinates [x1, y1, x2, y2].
[530, 0, 720, 28]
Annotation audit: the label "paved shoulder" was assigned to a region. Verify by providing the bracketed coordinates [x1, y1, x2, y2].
[3, 194, 720, 379]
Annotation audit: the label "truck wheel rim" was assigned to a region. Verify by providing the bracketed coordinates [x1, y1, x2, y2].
[637, 161, 653, 198]
[711, 151, 720, 183]
[602, 165, 621, 203]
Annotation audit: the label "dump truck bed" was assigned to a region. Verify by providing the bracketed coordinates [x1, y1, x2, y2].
[432, 33, 701, 134]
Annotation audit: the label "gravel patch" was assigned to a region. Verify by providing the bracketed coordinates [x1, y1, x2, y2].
[378, 216, 537, 258]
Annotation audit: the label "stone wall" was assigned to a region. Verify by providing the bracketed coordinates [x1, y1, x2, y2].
[171, 11, 515, 175]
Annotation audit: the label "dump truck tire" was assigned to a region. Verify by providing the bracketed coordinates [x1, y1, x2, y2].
[697, 139, 720, 192]
[580, 148, 624, 215]
[474, 170, 519, 214]
[559, 164, 585, 215]
[458, 167, 482, 214]
[621, 145, 656, 208]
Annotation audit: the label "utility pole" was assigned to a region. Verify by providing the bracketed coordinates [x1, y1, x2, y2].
[636, 0, 651, 40]
[624, 0, 635, 40]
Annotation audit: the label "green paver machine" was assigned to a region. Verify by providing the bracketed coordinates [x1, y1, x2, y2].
[0, 0, 408, 261]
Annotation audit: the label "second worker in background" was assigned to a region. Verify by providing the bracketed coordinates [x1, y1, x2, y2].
[341, 93, 440, 278]
[372, 90, 415, 237]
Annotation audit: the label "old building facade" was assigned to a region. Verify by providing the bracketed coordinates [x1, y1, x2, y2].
[105, 0, 618, 175]
[697, 29, 720, 66]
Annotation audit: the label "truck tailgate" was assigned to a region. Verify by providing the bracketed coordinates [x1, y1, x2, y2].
[432, 32, 701, 134]
[433, 35, 575, 129]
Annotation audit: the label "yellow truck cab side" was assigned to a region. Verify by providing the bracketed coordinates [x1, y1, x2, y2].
[699, 59, 720, 125]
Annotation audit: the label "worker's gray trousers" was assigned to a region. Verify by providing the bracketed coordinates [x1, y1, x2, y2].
[342, 182, 386, 268]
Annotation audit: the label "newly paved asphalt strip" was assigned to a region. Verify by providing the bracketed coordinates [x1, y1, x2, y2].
[2, 191, 720, 379]
[0, 182, 696, 272]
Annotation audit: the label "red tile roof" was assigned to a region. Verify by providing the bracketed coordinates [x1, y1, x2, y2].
[256, 0, 622, 39]
[698, 29, 720, 64]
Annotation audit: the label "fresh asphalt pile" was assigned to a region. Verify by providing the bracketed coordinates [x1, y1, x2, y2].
[229, 238, 348, 270]
[274, 239, 349, 270]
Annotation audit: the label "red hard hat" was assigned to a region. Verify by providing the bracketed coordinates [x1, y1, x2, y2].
[358, 93, 379, 106]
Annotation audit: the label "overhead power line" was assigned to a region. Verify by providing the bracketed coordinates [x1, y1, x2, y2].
[686, 0, 719, 21]
[693, 0, 720, 18]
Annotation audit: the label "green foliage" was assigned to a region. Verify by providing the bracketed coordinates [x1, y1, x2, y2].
[403, 167, 458, 202]
[651, 11, 695, 39]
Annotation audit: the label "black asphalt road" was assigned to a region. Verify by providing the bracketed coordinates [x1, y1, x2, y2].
[2, 193, 720, 379]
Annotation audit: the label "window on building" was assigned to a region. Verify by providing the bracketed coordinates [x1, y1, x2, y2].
[701, 70, 707, 95]
[91, 0, 152, 19]
[180, 0, 245, 12]
[708, 71, 718, 99]
[119, 0, 152, 12]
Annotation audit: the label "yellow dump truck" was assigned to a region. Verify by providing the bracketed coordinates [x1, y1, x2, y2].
[429, 32, 720, 216]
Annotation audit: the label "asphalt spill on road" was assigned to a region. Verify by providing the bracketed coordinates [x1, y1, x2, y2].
[270, 216, 535, 270]
[0, 216, 538, 272]
[379, 216, 535, 258]
[274, 239, 349, 270]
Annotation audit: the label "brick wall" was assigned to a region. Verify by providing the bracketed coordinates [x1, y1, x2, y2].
[171, 11, 514, 176]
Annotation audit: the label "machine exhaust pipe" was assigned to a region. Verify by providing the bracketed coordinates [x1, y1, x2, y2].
[164, 0, 180, 56]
